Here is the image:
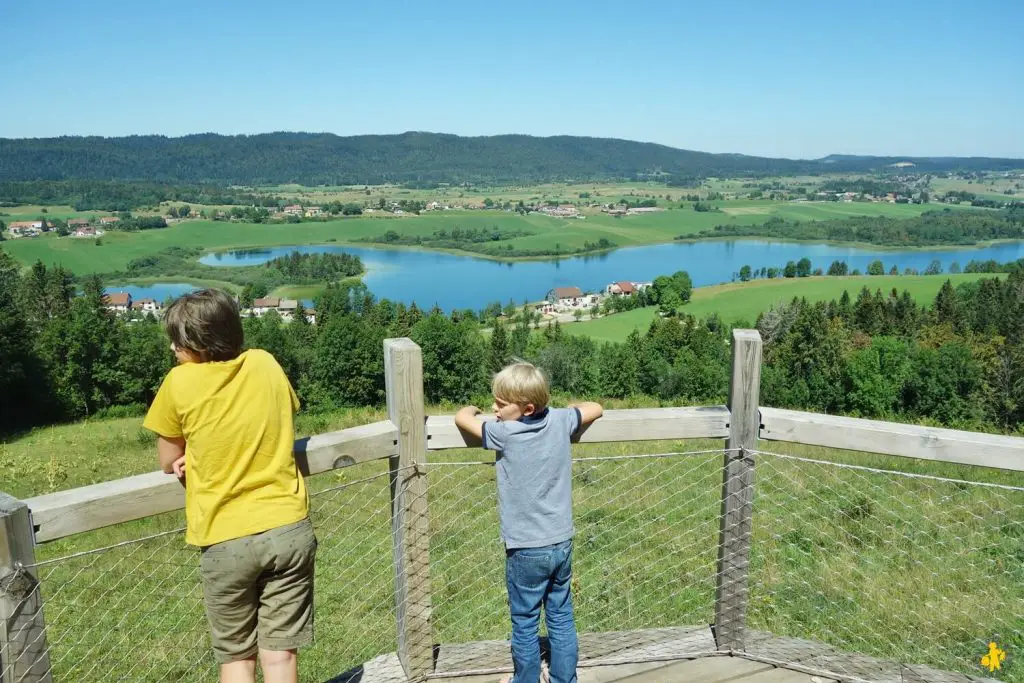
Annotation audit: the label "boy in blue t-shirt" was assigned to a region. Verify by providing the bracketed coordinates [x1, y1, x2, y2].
[456, 363, 603, 683]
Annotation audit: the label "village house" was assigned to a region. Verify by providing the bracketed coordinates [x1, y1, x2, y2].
[99, 216, 120, 225]
[283, 205, 303, 216]
[539, 205, 579, 218]
[543, 286, 599, 313]
[7, 220, 45, 237]
[67, 218, 91, 228]
[304, 206, 323, 217]
[72, 226, 99, 238]
[304, 308, 317, 325]
[130, 298, 162, 314]
[606, 280, 652, 296]
[278, 299, 299, 318]
[251, 297, 281, 317]
[104, 292, 132, 313]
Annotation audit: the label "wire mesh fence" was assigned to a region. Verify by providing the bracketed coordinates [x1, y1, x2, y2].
[426, 446, 727, 669]
[1, 460, 402, 683]
[7, 438, 1024, 683]
[747, 448, 1024, 683]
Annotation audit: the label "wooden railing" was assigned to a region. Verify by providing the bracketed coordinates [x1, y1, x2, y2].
[3, 330, 1024, 682]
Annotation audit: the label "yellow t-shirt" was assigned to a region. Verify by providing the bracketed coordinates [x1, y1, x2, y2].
[143, 349, 309, 547]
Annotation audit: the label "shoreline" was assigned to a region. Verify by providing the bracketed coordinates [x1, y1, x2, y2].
[194, 234, 1024, 265]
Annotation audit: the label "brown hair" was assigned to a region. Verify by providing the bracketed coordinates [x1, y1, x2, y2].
[163, 289, 244, 361]
[492, 362, 550, 411]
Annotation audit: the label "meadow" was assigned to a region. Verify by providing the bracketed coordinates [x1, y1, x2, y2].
[5, 403, 1022, 682]
[2, 199, 951, 278]
[567, 273, 1000, 343]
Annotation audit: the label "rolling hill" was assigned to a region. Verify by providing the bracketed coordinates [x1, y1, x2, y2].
[1, 132, 1022, 186]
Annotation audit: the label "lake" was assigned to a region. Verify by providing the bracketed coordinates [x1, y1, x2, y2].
[114, 240, 1024, 310]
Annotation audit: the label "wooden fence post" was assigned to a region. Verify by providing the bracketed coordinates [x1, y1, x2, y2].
[0, 493, 52, 683]
[384, 338, 434, 681]
[714, 329, 762, 652]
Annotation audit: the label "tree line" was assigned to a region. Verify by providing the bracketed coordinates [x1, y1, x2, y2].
[690, 207, 1024, 247]
[0, 180, 284, 212]
[264, 252, 363, 281]
[5, 249, 1023, 437]
[4, 133, 1023, 187]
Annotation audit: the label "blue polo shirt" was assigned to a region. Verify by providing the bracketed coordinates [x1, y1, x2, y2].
[481, 407, 582, 549]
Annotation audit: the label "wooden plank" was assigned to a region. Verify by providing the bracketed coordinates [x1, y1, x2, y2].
[742, 631, 906, 683]
[760, 407, 1024, 472]
[25, 472, 183, 545]
[385, 338, 434, 681]
[426, 406, 730, 450]
[432, 626, 715, 677]
[0, 493, 52, 683]
[580, 626, 715, 664]
[295, 419, 398, 476]
[26, 420, 399, 543]
[739, 667, 837, 683]
[615, 656, 774, 683]
[715, 329, 763, 652]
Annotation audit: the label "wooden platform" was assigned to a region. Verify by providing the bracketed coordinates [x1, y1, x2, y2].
[326, 627, 1000, 683]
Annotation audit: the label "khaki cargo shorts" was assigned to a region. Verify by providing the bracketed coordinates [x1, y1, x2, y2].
[199, 518, 317, 662]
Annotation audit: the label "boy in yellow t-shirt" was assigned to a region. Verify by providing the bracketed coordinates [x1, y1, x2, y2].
[144, 289, 315, 683]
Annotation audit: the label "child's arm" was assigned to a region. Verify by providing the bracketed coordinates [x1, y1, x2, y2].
[454, 406, 484, 440]
[157, 436, 186, 476]
[570, 401, 604, 427]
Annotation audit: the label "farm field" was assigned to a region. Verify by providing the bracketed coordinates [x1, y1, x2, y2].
[1, 199, 956, 275]
[567, 273, 1001, 343]
[929, 175, 1024, 202]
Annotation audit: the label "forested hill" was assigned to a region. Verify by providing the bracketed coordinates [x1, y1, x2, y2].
[1, 132, 1022, 185]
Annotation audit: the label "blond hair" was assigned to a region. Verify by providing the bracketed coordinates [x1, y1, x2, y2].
[164, 289, 244, 361]
[492, 362, 550, 411]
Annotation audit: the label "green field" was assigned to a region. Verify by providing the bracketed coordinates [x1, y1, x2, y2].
[2, 199, 956, 275]
[5, 405, 1021, 682]
[568, 274, 1000, 343]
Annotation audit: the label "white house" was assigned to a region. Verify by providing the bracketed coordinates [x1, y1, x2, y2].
[7, 221, 44, 237]
[606, 281, 652, 296]
[283, 205, 303, 216]
[251, 297, 281, 317]
[104, 292, 132, 313]
[540, 205, 579, 218]
[544, 287, 599, 313]
[131, 298, 162, 314]
[278, 299, 299, 318]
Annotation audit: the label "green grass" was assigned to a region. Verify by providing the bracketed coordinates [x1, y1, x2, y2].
[269, 283, 326, 300]
[1, 199, 955, 275]
[568, 274, 1002, 343]
[5, 406, 1023, 681]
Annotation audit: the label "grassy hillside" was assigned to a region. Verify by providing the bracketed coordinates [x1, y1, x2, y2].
[568, 274, 1001, 343]
[2, 200, 950, 273]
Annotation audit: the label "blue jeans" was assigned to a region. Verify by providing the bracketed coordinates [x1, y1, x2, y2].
[505, 539, 578, 683]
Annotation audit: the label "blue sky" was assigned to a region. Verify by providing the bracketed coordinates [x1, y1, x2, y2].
[2, 0, 1022, 158]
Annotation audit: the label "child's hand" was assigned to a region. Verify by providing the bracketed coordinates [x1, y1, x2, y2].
[171, 456, 186, 479]
[454, 406, 485, 440]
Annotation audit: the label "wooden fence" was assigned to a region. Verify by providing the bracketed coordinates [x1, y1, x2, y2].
[3, 329, 1024, 682]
